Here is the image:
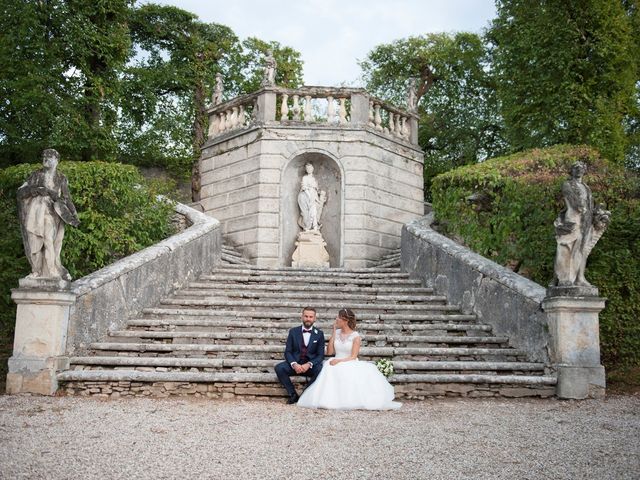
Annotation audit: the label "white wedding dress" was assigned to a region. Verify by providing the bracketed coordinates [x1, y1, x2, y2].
[297, 330, 401, 410]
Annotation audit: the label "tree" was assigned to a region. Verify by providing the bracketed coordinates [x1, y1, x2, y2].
[121, 5, 304, 199]
[226, 37, 304, 96]
[623, 0, 640, 170]
[360, 33, 506, 198]
[0, 0, 132, 165]
[124, 4, 241, 198]
[488, 0, 638, 164]
[0, 0, 74, 166]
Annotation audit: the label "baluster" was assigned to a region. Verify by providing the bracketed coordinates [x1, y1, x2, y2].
[208, 113, 220, 137]
[238, 104, 246, 126]
[339, 98, 348, 125]
[388, 112, 395, 135]
[401, 116, 409, 139]
[292, 95, 301, 120]
[304, 95, 313, 122]
[280, 94, 289, 121]
[368, 100, 375, 127]
[374, 104, 383, 130]
[230, 107, 238, 129]
[219, 111, 227, 132]
[326, 96, 335, 124]
[395, 114, 402, 137]
[252, 98, 259, 121]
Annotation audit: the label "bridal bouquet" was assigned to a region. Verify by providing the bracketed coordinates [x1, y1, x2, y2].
[375, 359, 394, 378]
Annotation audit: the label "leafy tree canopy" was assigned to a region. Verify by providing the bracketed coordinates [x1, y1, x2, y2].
[0, 1, 304, 177]
[360, 33, 507, 198]
[488, 0, 639, 165]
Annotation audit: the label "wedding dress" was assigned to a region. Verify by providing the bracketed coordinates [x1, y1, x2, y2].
[297, 330, 401, 410]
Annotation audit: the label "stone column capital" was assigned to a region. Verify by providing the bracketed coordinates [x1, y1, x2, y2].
[542, 295, 606, 314]
[11, 288, 76, 306]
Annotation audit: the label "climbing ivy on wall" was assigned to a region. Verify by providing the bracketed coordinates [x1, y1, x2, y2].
[431, 145, 640, 369]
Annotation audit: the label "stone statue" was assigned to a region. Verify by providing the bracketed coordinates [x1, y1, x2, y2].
[551, 161, 610, 290]
[406, 77, 418, 113]
[17, 149, 80, 281]
[212, 72, 224, 105]
[262, 50, 277, 87]
[297, 163, 327, 231]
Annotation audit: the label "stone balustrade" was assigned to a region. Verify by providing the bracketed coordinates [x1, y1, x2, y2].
[206, 86, 419, 145]
[207, 93, 258, 138]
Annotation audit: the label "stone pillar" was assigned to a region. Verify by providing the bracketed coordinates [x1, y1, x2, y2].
[349, 92, 370, 126]
[255, 89, 277, 123]
[409, 116, 419, 145]
[6, 287, 76, 395]
[542, 293, 606, 399]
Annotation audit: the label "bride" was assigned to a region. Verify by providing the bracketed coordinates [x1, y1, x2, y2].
[297, 308, 401, 410]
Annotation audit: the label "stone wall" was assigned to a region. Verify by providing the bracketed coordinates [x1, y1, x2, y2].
[200, 125, 424, 268]
[62, 380, 555, 399]
[67, 202, 222, 354]
[401, 215, 551, 365]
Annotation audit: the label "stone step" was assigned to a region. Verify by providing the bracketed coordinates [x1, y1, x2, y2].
[220, 254, 251, 265]
[200, 274, 421, 286]
[212, 265, 403, 275]
[69, 356, 545, 373]
[57, 369, 556, 386]
[174, 289, 447, 304]
[374, 259, 401, 268]
[221, 247, 243, 258]
[187, 282, 435, 295]
[126, 318, 490, 332]
[140, 308, 477, 323]
[159, 298, 459, 312]
[107, 330, 509, 346]
[88, 342, 524, 358]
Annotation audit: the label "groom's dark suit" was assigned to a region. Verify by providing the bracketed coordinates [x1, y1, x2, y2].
[275, 325, 325, 400]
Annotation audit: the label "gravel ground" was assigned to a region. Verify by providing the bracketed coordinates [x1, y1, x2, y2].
[0, 394, 638, 480]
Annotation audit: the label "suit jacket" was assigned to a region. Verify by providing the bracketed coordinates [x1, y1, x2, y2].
[284, 326, 325, 369]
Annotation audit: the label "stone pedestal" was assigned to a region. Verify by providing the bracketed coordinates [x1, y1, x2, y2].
[291, 230, 330, 268]
[542, 292, 606, 400]
[6, 288, 75, 395]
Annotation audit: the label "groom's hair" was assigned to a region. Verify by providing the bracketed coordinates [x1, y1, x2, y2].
[302, 306, 316, 314]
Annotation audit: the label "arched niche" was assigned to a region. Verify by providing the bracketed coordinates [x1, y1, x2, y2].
[281, 152, 342, 267]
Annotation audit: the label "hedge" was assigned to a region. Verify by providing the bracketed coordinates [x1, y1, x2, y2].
[431, 145, 640, 370]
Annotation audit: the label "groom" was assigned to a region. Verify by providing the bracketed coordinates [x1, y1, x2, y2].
[275, 306, 325, 404]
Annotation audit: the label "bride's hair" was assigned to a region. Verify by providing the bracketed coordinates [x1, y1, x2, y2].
[338, 308, 356, 330]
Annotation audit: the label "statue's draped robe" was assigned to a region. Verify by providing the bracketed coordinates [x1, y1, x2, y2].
[18, 170, 78, 278]
[553, 179, 593, 286]
[297, 174, 320, 231]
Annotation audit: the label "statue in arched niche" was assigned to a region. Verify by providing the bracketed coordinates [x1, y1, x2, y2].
[297, 162, 327, 231]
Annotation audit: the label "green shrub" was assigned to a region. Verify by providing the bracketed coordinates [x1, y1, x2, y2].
[432, 145, 640, 369]
[0, 161, 176, 352]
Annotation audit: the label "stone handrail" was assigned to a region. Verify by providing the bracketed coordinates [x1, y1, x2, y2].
[67, 201, 222, 354]
[401, 214, 551, 365]
[207, 91, 260, 138]
[206, 86, 419, 145]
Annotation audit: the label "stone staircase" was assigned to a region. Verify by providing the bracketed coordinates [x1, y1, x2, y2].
[58, 250, 557, 400]
[220, 243, 252, 266]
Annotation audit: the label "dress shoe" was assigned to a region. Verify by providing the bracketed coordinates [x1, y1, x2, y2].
[286, 393, 299, 404]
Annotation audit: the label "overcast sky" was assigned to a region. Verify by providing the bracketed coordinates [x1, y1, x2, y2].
[150, 0, 497, 86]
